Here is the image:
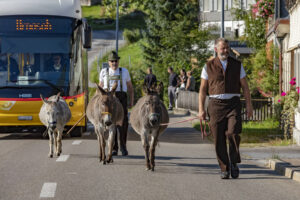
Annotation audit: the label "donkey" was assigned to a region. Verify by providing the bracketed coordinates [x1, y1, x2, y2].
[39, 92, 71, 158]
[130, 82, 169, 171]
[86, 83, 124, 164]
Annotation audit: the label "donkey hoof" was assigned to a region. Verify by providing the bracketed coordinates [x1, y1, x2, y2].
[106, 158, 113, 164]
[103, 161, 106, 165]
[55, 153, 60, 157]
[145, 167, 151, 171]
[151, 168, 155, 172]
[48, 154, 53, 158]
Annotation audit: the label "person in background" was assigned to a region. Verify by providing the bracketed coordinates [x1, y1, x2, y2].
[186, 70, 195, 91]
[179, 69, 187, 90]
[99, 51, 134, 156]
[199, 38, 253, 179]
[144, 67, 157, 88]
[45, 54, 67, 72]
[167, 67, 178, 111]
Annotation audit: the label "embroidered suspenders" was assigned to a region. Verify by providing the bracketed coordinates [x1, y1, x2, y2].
[106, 67, 123, 91]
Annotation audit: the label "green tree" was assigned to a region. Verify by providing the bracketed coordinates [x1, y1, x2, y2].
[232, 0, 267, 49]
[142, 0, 211, 88]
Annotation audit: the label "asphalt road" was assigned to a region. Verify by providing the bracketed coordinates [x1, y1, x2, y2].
[0, 115, 300, 200]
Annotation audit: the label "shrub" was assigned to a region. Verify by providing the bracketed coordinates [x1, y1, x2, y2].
[123, 29, 143, 44]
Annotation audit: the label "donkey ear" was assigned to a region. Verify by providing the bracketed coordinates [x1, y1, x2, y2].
[40, 94, 49, 104]
[156, 81, 164, 95]
[111, 81, 118, 93]
[142, 82, 151, 94]
[96, 83, 106, 95]
[56, 92, 61, 102]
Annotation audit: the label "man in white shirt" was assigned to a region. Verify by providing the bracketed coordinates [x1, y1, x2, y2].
[199, 38, 253, 179]
[99, 51, 134, 156]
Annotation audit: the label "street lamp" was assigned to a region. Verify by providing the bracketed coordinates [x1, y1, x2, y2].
[116, 0, 119, 53]
[221, 0, 224, 38]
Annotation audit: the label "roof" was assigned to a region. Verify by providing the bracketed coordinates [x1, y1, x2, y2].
[0, 0, 81, 19]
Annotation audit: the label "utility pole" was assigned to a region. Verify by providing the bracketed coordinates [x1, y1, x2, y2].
[221, 0, 224, 38]
[116, 0, 119, 53]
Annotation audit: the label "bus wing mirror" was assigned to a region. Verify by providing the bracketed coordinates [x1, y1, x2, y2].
[83, 22, 92, 49]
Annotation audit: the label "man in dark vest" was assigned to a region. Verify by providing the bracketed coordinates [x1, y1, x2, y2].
[99, 51, 134, 156]
[198, 38, 253, 179]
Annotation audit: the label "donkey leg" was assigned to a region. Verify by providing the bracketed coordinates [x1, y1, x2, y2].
[141, 131, 150, 170]
[106, 125, 116, 163]
[95, 128, 102, 162]
[56, 127, 63, 157]
[48, 129, 54, 158]
[99, 133, 106, 165]
[149, 134, 158, 171]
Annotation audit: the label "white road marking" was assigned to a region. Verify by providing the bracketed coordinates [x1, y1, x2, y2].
[72, 140, 82, 145]
[66, 172, 77, 175]
[56, 155, 70, 162]
[40, 182, 57, 198]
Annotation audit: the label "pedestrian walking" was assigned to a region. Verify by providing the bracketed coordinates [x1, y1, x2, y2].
[167, 67, 178, 111]
[185, 70, 195, 91]
[198, 38, 253, 179]
[144, 67, 157, 88]
[99, 51, 134, 156]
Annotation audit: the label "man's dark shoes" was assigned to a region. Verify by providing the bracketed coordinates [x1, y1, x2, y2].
[220, 171, 230, 179]
[121, 149, 128, 156]
[168, 107, 173, 111]
[231, 163, 239, 179]
[112, 150, 118, 156]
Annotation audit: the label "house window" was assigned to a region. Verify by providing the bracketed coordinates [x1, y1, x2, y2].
[203, 0, 211, 11]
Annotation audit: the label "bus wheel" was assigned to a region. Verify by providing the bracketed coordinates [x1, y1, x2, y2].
[70, 127, 84, 137]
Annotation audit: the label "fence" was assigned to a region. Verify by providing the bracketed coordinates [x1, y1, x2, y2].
[176, 90, 273, 121]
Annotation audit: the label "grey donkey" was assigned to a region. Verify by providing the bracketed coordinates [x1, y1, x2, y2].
[86, 83, 124, 164]
[130, 82, 169, 171]
[39, 92, 71, 158]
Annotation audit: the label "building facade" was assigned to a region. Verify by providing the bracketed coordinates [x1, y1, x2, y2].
[199, 0, 256, 38]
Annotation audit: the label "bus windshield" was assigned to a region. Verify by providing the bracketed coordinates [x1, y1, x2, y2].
[0, 16, 77, 98]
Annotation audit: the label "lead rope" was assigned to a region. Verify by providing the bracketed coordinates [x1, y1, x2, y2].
[160, 117, 210, 140]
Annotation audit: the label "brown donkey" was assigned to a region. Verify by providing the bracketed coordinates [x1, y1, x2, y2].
[86, 83, 124, 164]
[130, 82, 169, 171]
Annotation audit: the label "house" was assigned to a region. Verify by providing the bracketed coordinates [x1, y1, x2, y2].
[285, 0, 300, 145]
[199, 0, 255, 55]
[265, 0, 289, 94]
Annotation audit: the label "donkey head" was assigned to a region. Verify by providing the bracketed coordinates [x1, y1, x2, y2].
[96, 82, 118, 127]
[141, 82, 164, 128]
[40, 92, 61, 131]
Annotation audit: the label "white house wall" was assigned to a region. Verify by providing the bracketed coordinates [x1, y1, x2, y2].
[288, 3, 300, 50]
[283, 52, 291, 92]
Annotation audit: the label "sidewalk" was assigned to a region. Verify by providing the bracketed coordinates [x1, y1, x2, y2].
[150, 110, 300, 183]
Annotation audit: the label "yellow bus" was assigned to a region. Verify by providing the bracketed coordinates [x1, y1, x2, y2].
[0, 0, 91, 137]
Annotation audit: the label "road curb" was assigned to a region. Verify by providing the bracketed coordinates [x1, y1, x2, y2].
[268, 159, 300, 183]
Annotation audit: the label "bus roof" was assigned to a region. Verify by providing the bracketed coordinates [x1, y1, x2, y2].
[0, 0, 82, 19]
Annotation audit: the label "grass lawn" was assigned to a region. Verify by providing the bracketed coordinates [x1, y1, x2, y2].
[89, 40, 146, 84]
[193, 118, 293, 147]
[82, 5, 146, 30]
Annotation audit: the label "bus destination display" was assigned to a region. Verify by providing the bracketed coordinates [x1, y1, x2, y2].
[16, 19, 52, 31]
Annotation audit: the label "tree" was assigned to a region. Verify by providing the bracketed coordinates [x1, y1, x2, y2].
[142, 0, 211, 89]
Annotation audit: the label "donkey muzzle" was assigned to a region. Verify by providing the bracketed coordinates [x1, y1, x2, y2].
[48, 122, 57, 130]
[149, 113, 160, 126]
